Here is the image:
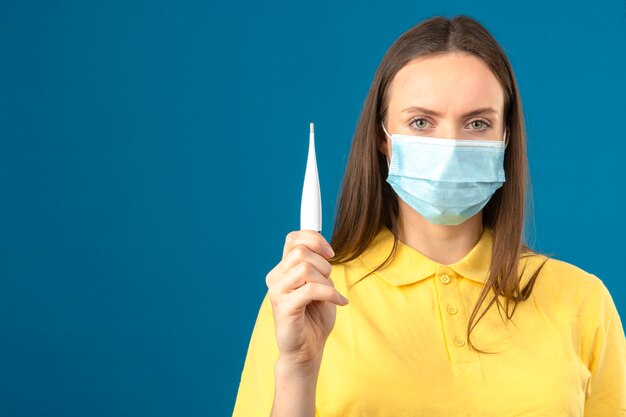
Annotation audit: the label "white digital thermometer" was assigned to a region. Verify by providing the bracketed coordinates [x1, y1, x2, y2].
[300, 122, 322, 232]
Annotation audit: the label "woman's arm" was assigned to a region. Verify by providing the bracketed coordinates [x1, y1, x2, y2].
[582, 277, 626, 416]
[270, 355, 320, 417]
[234, 231, 345, 417]
[231, 294, 326, 417]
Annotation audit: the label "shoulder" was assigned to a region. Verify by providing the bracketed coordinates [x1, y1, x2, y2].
[531, 255, 601, 290]
[527, 255, 616, 319]
[538, 256, 605, 293]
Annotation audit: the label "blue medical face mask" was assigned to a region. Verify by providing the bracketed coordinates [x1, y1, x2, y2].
[381, 122, 507, 226]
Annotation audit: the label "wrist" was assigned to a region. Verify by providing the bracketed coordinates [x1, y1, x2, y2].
[271, 354, 319, 417]
[275, 353, 322, 380]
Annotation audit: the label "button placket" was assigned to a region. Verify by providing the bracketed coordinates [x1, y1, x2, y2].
[435, 265, 477, 380]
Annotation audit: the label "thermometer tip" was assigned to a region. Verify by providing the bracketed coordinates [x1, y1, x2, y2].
[310, 122, 314, 134]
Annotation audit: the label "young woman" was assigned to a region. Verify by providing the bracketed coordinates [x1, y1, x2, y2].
[232, 15, 626, 417]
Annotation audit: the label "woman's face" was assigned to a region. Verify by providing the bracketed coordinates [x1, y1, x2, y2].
[381, 52, 506, 158]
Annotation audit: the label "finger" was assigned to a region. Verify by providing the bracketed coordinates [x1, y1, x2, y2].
[271, 262, 334, 295]
[267, 245, 332, 288]
[283, 230, 334, 261]
[283, 282, 349, 311]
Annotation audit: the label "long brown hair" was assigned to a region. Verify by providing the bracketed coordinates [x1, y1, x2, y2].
[328, 15, 551, 354]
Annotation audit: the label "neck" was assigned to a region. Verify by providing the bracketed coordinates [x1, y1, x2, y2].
[396, 200, 484, 265]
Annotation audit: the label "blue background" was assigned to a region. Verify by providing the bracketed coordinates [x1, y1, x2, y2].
[1, 1, 625, 416]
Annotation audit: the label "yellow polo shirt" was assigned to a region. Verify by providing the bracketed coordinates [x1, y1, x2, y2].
[232, 225, 626, 416]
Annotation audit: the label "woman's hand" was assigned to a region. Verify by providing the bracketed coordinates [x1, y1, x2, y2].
[265, 230, 349, 375]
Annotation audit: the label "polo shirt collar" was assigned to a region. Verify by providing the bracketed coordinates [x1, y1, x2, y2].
[357, 225, 494, 286]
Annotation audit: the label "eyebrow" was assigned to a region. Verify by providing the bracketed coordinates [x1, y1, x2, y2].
[401, 106, 498, 118]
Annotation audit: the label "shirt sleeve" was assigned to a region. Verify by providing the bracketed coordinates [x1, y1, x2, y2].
[583, 277, 626, 416]
[232, 292, 279, 417]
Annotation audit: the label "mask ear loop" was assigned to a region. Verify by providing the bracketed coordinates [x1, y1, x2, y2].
[380, 122, 392, 168]
[503, 126, 508, 150]
[381, 122, 392, 139]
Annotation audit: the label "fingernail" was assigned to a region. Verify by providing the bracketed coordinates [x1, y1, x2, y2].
[325, 245, 335, 257]
[339, 294, 349, 305]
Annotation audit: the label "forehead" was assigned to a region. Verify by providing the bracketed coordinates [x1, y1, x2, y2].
[387, 53, 504, 114]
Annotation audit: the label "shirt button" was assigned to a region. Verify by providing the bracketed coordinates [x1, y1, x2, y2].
[454, 337, 466, 347]
[439, 274, 450, 284]
[447, 305, 458, 315]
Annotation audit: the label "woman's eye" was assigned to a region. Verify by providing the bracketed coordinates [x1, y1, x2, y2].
[468, 119, 492, 130]
[410, 117, 430, 129]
